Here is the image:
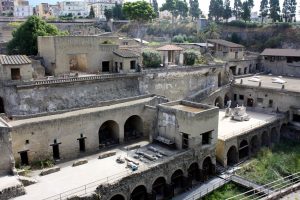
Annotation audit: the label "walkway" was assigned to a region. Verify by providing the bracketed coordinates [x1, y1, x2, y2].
[281, 189, 300, 199]
[231, 175, 273, 194]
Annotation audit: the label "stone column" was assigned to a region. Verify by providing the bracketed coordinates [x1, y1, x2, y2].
[164, 51, 168, 67]
[119, 125, 124, 144]
[179, 52, 184, 66]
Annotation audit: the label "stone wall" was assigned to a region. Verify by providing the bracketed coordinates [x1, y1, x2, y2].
[0, 125, 14, 176]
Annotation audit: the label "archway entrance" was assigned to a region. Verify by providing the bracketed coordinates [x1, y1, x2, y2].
[130, 185, 147, 200]
[250, 135, 259, 154]
[280, 124, 288, 139]
[224, 93, 230, 108]
[188, 162, 200, 183]
[214, 96, 224, 108]
[202, 157, 214, 181]
[171, 169, 184, 195]
[152, 177, 167, 199]
[227, 146, 238, 166]
[271, 127, 278, 143]
[124, 115, 143, 142]
[261, 131, 269, 147]
[0, 97, 4, 113]
[99, 120, 119, 148]
[239, 140, 249, 160]
[110, 194, 125, 200]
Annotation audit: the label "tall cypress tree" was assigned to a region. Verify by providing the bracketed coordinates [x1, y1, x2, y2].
[189, 0, 201, 20]
[290, 0, 297, 22]
[209, 0, 223, 21]
[223, 0, 232, 22]
[241, 1, 251, 22]
[260, 0, 269, 23]
[269, 0, 281, 22]
[152, 0, 159, 18]
[233, 0, 242, 19]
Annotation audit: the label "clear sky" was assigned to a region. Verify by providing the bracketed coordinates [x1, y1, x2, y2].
[29, 0, 298, 18]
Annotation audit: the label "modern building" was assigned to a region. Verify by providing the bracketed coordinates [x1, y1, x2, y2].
[0, 0, 14, 16]
[13, 0, 32, 18]
[88, 0, 119, 20]
[59, 1, 89, 18]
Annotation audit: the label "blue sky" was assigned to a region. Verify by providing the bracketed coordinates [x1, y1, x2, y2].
[29, 0, 297, 17]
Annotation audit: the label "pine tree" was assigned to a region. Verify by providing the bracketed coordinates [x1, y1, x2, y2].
[152, 0, 159, 18]
[260, 0, 269, 23]
[208, 0, 224, 21]
[290, 0, 297, 22]
[269, 0, 280, 22]
[89, 6, 95, 19]
[282, 0, 291, 22]
[233, 0, 242, 19]
[223, 0, 232, 22]
[189, 0, 201, 20]
[241, 1, 251, 22]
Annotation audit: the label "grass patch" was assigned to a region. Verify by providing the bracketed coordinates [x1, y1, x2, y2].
[237, 139, 300, 185]
[200, 182, 250, 200]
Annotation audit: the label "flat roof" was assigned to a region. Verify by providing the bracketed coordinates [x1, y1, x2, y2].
[207, 39, 244, 48]
[161, 100, 214, 114]
[234, 75, 300, 93]
[218, 110, 279, 141]
[13, 141, 181, 200]
[261, 48, 300, 57]
[170, 104, 204, 113]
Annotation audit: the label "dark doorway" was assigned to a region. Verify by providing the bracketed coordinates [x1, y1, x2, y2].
[130, 60, 136, 70]
[230, 66, 236, 75]
[171, 169, 184, 195]
[0, 97, 4, 113]
[102, 61, 110, 72]
[238, 68, 241, 75]
[124, 115, 143, 142]
[250, 135, 259, 154]
[215, 96, 223, 108]
[224, 94, 230, 107]
[110, 194, 125, 200]
[261, 131, 269, 147]
[271, 128, 278, 143]
[99, 120, 119, 148]
[182, 133, 189, 149]
[227, 146, 238, 166]
[247, 98, 254, 107]
[152, 177, 167, 199]
[218, 72, 222, 87]
[293, 114, 300, 123]
[239, 140, 249, 160]
[130, 185, 147, 200]
[188, 163, 200, 182]
[202, 157, 214, 181]
[11, 68, 21, 80]
[19, 151, 29, 166]
[77, 134, 86, 152]
[53, 145, 60, 160]
[244, 67, 247, 74]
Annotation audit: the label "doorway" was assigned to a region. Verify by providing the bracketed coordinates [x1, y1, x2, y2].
[102, 61, 110, 72]
[247, 98, 254, 107]
[53, 145, 60, 160]
[19, 151, 29, 166]
[79, 138, 85, 152]
[130, 60, 136, 70]
[11, 68, 21, 80]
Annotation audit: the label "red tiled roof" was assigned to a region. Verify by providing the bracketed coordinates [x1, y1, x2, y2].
[0, 55, 31, 65]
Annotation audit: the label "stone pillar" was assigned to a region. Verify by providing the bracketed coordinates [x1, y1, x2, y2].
[119, 125, 124, 144]
[183, 176, 192, 190]
[179, 52, 184, 66]
[164, 51, 168, 67]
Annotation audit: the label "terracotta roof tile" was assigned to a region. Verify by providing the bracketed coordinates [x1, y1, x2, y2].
[0, 55, 31, 65]
[113, 49, 139, 58]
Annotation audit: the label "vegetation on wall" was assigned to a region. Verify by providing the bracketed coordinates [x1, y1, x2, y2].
[142, 50, 161, 68]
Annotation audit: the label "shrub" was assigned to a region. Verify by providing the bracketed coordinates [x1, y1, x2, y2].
[172, 34, 186, 43]
[142, 50, 161, 68]
[183, 50, 201, 65]
[102, 40, 114, 44]
[224, 20, 258, 28]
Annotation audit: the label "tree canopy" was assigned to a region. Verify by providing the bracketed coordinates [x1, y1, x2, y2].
[112, 3, 126, 20]
[123, 1, 156, 22]
[233, 0, 242, 19]
[208, 0, 224, 21]
[282, 0, 297, 22]
[269, 0, 281, 22]
[223, 0, 232, 22]
[7, 16, 67, 55]
[152, 0, 159, 17]
[259, 0, 269, 23]
[89, 6, 95, 19]
[160, 0, 189, 21]
[104, 8, 112, 21]
[189, 0, 202, 20]
[241, 0, 254, 22]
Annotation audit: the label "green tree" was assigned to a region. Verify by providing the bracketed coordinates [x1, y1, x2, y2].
[189, 0, 201, 20]
[223, 0, 232, 22]
[7, 16, 67, 55]
[142, 50, 161, 68]
[208, 0, 224, 21]
[89, 6, 95, 18]
[160, 0, 188, 22]
[152, 0, 159, 17]
[260, 0, 269, 23]
[112, 3, 125, 20]
[123, 1, 156, 38]
[241, 1, 252, 22]
[290, 0, 297, 22]
[104, 8, 112, 21]
[233, 0, 242, 19]
[176, 0, 188, 19]
[204, 22, 220, 39]
[270, 0, 281, 22]
[282, 0, 297, 22]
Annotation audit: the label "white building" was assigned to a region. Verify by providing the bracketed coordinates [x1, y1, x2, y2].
[59, 1, 89, 18]
[14, 0, 33, 18]
[88, 0, 122, 20]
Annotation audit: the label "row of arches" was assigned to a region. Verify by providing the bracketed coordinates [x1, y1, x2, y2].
[98, 115, 143, 148]
[109, 157, 215, 200]
[226, 127, 280, 166]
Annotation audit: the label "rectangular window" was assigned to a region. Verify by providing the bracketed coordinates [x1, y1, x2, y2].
[234, 94, 237, 101]
[239, 95, 244, 100]
[257, 98, 263, 103]
[130, 60, 136, 70]
[120, 62, 123, 70]
[182, 133, 189, 149]
[202, 131, 212, 145]
[11, 68, 21, 80]
[269, 99, 273, 108]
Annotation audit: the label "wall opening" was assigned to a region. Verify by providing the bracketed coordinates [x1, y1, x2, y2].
[102, 61, 110, 72]
[230, 66, 236, 75]
[77, 134, 86, 152]
[171, 169, 184, 195]
[124, 115, 143, 142]
[271, 127, 278, 143]
[99, 120, 119, 148]
[202, 131, 212, 145]
[130, 60, 136, 70]
[293, 114, 300, 123]
[0, 97, 5, 113]
[244, 67, 247, 74]
[19, 150, 29, 166]
[51, 141, 60, 160]
[214, 96, 224, 108]
[202, 157, 214, 181]
[110, 194, 125, 200]
[130, 185, 147, 200]
[224, 93, 230, 107]
[247, 98, 254, 107]
[11, 68, 21, 80]
[261, 131, 269, 147]
[239, 140, 249, 160]
[69, 54, 87, 72]
[218, 72, 222, 87]
[227, 146, 238, 166]
[152, 177, 167, 199]
[250, 135, 259, 154]
[182, 133, 189, 149]
[188, 162, 200, 182]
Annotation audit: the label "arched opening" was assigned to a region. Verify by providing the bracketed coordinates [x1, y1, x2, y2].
[271, 127, 278, 143]
[202, 157, 214, 181]
[214, 96, 224, 108]
[130, 185, 147, 200]
[280, 124, 288, 139]
[218, 72, 222, 87]
[0, 97, 4, 113]
[188, 162, 200, 183]
[261, 131, 269, 147]
[171, 169, 184, 195]
[124, 115, 143, 142]
[227, 146, 238, 166]
[224, 93, 230, 108]
[152, 177, 167, 199]
[247, 98, 254, 107]
[250, 135, 259, 154]
[110, 194, 125, 200]
[239, 140, 249, 159]
[99, 120, 119, 148]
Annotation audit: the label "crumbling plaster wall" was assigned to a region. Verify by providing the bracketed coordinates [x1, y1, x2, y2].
[0, 126, 15, 176]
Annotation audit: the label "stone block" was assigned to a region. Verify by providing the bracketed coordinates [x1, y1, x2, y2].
[18, 176, 38, 186]
[72, 159, 88, 167]
[98, 151, 116, 159]
[39, 166, 60, 176]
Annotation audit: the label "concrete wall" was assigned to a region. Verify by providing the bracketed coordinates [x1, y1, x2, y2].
[0, 64, 33, 81]
[0, 125, 15, 176]
[227, 58, 258, 76]
[113, 55, 138, 73]
[38, 36, 119, 75]
[10, 97, 158, 164]
[2, 76, 141, 116]
[262, 57, 300, 77]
